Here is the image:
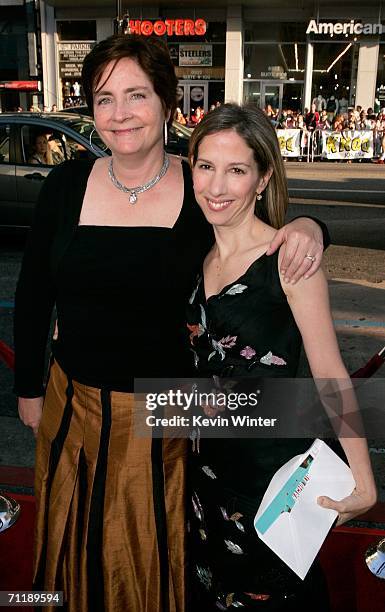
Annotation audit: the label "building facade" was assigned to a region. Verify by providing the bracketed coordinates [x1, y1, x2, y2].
[0, 0, 42, 111]
[35, 0, 385, 115]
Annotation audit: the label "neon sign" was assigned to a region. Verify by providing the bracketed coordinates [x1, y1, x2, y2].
[128, 19, 207, 37]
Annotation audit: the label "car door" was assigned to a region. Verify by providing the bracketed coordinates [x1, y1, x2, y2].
[0, 122, 17, 227]
[14, 124, 54, 227]
[15, 121, 98, 227]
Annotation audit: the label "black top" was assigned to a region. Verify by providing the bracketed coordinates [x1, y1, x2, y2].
[187, 251, 301, 379]
[187, 251, 308, 499]
[14, 159, 214, 395]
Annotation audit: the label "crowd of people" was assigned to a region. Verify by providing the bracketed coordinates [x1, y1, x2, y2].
[264, 103, 385, 134]
[174, 101, 222, 128]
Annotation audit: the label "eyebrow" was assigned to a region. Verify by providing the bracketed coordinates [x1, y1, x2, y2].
[94, 86, 151, 96]
[196, 157, 252, 167]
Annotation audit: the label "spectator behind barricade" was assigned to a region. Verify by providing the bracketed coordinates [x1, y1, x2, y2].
[373, 108, 385, 164]
[326, 95, 338, 122]
[191, 106, 204, 125]
[333, 114, 345, 132]
[365, 109, 376, 129]
[296, 114, 308, 160]
[346, 110, 358, 130]
[277, 109, 288, 128]
[174, 107, 186, 125]
[28, 133, 53, 165]
[318, 110, 331, 130]
[305, 103, 319, 131]
[264, 104, 279, 127]
[357, 110, 372, 130]
[285, 109, 296, 129]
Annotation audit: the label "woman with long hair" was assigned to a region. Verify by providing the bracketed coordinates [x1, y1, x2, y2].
[187, 103, 376, 610]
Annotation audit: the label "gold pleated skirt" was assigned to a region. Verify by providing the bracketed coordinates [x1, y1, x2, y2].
[34, 360, 187, 612]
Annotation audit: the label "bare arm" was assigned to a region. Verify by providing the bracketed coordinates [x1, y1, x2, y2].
[267, 217, 327, 283]
[279, 254, 377, 524]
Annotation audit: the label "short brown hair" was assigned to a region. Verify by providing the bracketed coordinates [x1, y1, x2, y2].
[82, 34, 178, 125]
[189, 104, 288, 229]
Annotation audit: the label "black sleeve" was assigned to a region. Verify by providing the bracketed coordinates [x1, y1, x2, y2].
[291, 215, 330, 250]
[13, 163, 70, 397]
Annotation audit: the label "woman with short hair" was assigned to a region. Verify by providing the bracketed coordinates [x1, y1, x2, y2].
[15, 36, 329, 612]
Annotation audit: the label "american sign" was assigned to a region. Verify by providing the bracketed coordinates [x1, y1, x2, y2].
[128, 19, 206, 37]
[307, 20, 385, 36]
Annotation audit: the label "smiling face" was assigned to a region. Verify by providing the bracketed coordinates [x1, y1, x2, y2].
[192, 129, 271, 228]
[93, 57, 167, 157]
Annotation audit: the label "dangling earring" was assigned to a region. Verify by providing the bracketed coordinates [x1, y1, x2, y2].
[256, 192, 262, 201]
[89, 122, 108, 153]
[164, 120, 168, 147]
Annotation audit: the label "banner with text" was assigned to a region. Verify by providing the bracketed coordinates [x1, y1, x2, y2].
[276, 129, 302, 157]
[321, 130, 374, 159]
[179, 44, 212, 66]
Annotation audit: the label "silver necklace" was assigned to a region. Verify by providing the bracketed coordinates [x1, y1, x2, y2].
[108, 154, 169, 204]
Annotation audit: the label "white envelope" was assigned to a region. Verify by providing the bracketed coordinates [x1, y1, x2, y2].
[254, 439, 355, 580]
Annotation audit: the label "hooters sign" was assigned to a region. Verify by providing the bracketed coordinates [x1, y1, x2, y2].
[128, 19, 207, 37]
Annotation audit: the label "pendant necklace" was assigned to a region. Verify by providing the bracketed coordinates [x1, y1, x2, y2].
[108, 153, 169, 204]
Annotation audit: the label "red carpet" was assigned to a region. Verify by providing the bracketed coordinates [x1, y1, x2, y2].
[0, 493, 35, 612]
[0, 471, 384, 611]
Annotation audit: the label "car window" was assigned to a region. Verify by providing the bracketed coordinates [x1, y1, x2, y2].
[0, 125, 10, 163]
[66, 118, 110, 154]
[21, 125, 94, 166]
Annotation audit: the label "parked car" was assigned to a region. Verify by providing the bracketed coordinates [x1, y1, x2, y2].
[0, 111, 190, 228]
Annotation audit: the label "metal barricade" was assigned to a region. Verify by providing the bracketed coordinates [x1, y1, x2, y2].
[373, 129, 385, 159]
[275, 127, 385, 162]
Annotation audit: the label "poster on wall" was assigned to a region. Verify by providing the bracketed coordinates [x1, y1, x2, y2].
[179, 45, 212, 67]
[58, 42, 96, 78]
[321, 130, 374, 159]
[276, 129, 302, 157]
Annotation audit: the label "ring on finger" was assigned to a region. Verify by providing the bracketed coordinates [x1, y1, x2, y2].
[305, 254, 316, 263]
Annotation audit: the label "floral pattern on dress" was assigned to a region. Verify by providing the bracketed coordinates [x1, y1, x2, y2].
[196, 565, 213, 590]
[240, 346, 256, 360]
[187, 281, 249, 364]
[260, 351, 287, 366]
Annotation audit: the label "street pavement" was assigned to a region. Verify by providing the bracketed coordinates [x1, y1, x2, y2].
[0, 162, 384, 500]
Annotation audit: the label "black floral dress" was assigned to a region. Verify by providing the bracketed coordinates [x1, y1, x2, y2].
[186, 252, 330, 611]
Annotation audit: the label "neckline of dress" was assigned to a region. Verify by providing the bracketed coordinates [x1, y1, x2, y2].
[203, 251, 269, 303]
[77, 158, 188, 230]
